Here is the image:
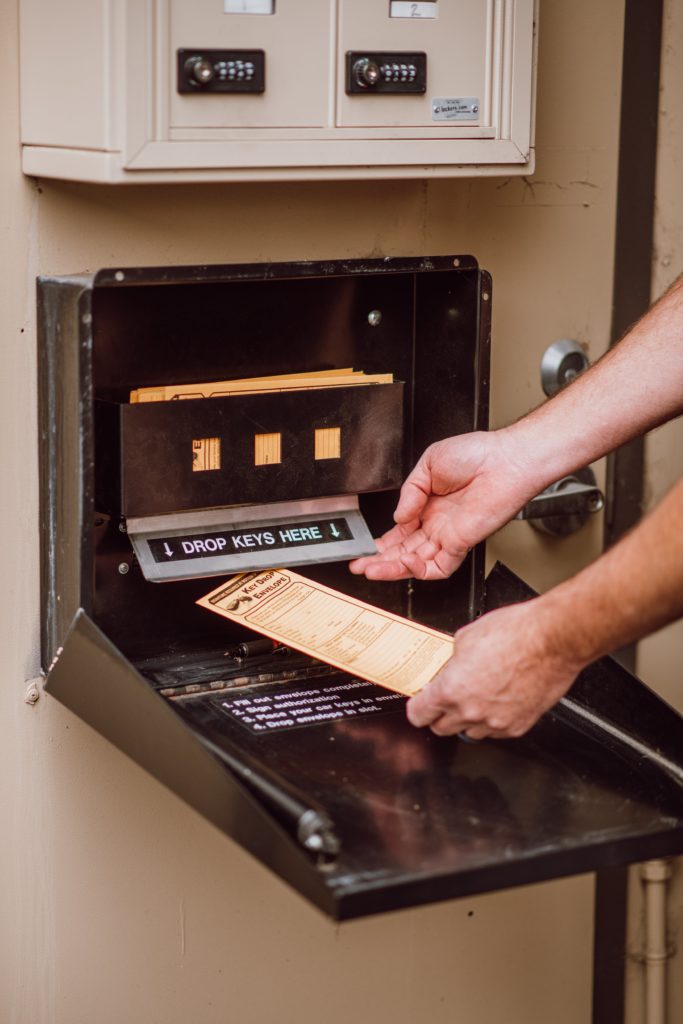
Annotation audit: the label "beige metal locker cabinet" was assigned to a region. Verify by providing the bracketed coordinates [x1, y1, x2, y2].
[19, 0, 537, 183]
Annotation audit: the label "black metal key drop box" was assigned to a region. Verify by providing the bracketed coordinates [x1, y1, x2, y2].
[39, 256, 683, 920]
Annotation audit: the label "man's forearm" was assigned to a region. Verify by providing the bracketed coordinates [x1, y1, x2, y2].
[499, 274, 683, 495]
[536, 477, 683, 669]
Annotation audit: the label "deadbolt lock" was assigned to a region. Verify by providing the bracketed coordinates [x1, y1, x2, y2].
[540, 339, 589, 397]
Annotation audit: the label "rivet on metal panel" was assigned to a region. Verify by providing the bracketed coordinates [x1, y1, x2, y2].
[367, 310, 383, 327]
[81, 313, 92, 326]
[114, 271, 125, 282]
[118, 562, 130, 575]
[482, 292, 490, 301]
[452, 258, 460, 267]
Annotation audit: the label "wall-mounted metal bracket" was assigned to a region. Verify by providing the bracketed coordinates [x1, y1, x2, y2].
[517, 467, 604, 536]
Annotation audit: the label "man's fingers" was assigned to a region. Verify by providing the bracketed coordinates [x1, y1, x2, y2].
[428, 716, 505, 741]
[462, 723, 495, 741]
[400, 549, 461, 581]
[363, 558, 416, 581]
[348, 553, 416, 580]
[350, 548, 456, 582]
[412, 537, 440, 562]
[374, 520, 421, 552]
[434, 547, 464, 577]
[428, 714, 471, 737]
[398, 551, 429, 580]
[349, 521, 420, 576]
[405, 680, 450, 727]
[348, 512, 466, 583]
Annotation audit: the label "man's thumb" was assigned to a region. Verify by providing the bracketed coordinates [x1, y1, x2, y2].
[394, 475, 430, 524]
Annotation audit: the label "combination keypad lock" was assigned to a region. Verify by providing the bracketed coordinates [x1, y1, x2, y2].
[345, 51, 427, 94]
[177, 49, 266, 94]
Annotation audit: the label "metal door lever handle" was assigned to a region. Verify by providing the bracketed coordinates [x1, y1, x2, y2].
[517, 481, 604, 520]
[516, 470, 604, 536]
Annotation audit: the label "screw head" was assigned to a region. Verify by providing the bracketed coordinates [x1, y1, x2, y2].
[367, 310, 382, 327]
[118, 562, 130, 575]
[24, 682, 40, 706]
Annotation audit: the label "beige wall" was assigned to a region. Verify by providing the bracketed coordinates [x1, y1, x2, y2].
[1, 1, 679, 1022]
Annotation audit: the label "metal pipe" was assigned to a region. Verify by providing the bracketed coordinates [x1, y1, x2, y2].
[640, 859, 673, 1024]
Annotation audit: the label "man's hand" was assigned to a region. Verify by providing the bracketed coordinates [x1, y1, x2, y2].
[406, 600, 583, 740]
[351, 275, 683, 585]
[406, 475, 683, 741]
[349, 431, 534, 581]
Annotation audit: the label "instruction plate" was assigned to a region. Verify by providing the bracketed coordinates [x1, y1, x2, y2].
[220, 678, 404, 734]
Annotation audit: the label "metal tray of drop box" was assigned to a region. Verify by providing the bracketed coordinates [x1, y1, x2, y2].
[44, 563, 683, 921]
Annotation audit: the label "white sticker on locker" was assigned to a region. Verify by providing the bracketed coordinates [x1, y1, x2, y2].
[224, 0, 274, 14]
[390, 2, 438, 19]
